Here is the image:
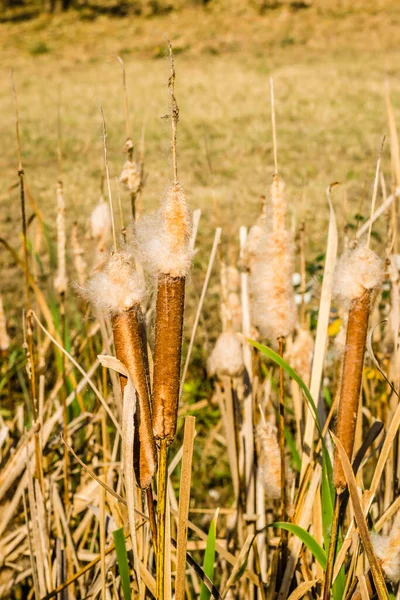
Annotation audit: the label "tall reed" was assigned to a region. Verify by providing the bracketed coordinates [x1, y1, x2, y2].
[135, 43, 192, 599]
[323, 242, 384, 600]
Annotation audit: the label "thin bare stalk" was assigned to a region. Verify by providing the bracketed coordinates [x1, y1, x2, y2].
[156, 439, 168, 600]
[11, 71, 44, 494]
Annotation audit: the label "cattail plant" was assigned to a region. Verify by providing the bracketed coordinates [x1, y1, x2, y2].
[85, 251, 157, 490]
[323, 242, 384, 600]
[333, 243, 384, 492]
[135, 43, 192, 599]
[54, 103, 70, 512]
[249, 173, 297, 346]
[249, 82, 296, 554]
[256, 417, 292, 501]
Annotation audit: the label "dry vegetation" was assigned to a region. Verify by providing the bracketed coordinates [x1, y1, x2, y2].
[1, 2, 400, 599]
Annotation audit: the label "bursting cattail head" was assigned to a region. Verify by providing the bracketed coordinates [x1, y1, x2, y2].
[285, 327, 314, 385]
[220, 263, 242, 333]
[0, 296, 10, 352]
[84, 251, 146, 315]
[334, 243, 384, 305]
[135, 183, 192, 278]
[371, 511, 400, 583]
[249, 174, 296, 345]
[207, 331, 244, 378]
[241, 196, 267, 271]
[255, 421, 282, 500]
[54, 181, 68, 295]
[89, 195, 111, 244]
[120, 140, 141, 195]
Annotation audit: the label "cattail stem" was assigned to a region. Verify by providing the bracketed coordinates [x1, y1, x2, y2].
[152, 275, 185, 443]
[334, 289, 371, 493]
[278, 336, 287, 567]
[323, 494, 341, 600]
[156, 439, 168, 600]
[12, 73, 44, 494]
[60, 292, 69, 512]
[146, 486, 158, 553]
[111, 306, 157, 490]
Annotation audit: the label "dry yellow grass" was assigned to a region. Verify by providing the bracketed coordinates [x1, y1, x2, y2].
[1, 1, 400, 306]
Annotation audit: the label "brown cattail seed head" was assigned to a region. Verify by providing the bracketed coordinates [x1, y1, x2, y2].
[112, 307, 156, 489]
[152, 275, 185, 444]
[333, 244, 384, 493]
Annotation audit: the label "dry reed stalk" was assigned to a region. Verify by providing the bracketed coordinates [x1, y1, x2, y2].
[11, 72, 45, 495]
[180, 226, 221, 398]
[300, 187, 338, 482]
[54, 103, 70, 514]
[117, 56, 142, 222]
[174, 418, 196, 599]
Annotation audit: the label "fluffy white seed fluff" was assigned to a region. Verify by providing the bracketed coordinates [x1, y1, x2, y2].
[207, 331, 244, 378]
[241, 200, 267, 271]
[89, 196, 111, 243]
[220, 264, 242, 332]
[120, 159, 141, 195]
[249, 175, 297, 345]
[285, 328, 314, 385]
[54, 181, 68, 295]
[255, 421, 281, 499]
[0, 296, 10, 352]
[84, 251, 146, 314]
[334, 243, 384, 304]
[134, 183, 192, 278]
[371, 511, 400, 583]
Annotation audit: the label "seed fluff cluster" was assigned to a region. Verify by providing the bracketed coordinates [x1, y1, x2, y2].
[134, 183, 192, 278]
[249, 175, 296, 345]
[84, 251, 146, 315]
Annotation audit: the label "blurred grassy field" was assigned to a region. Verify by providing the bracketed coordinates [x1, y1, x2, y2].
[1, 0, 400, 308]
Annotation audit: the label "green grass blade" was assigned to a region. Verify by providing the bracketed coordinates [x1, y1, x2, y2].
[272, 522, 327, 569]
[247, 339, 322, 435]
[112, 527, 132, 600]
[200, 510, 218, 600]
